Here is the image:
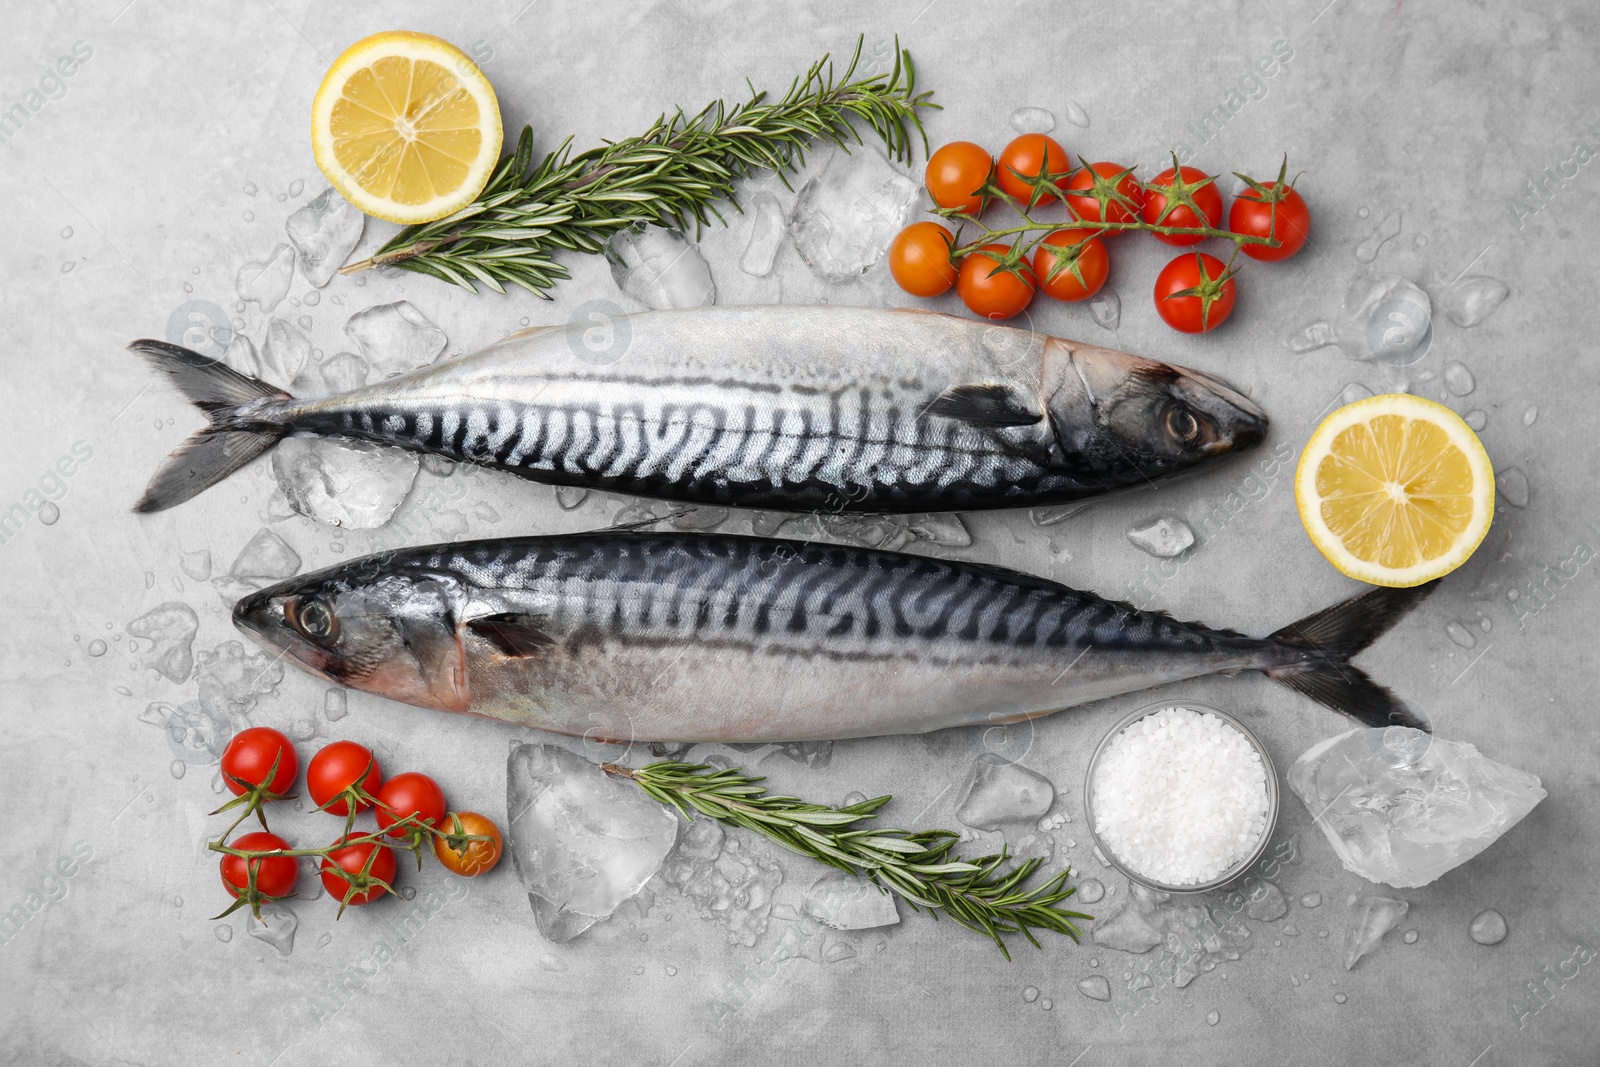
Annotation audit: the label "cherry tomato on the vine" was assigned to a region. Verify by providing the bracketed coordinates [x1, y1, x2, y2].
[1154, 252, 1237, 334]
[995, 133, 1071, 204]
[1230, 181, 1310, 261]
[374, 772, 448, 839]
[220, 831, 298, 900]
[307, 740, 382, 817]
[220, 727, 297, 798]
[433, 812, 504, 877]
[1064, 161, 1143, 228]
[889, 222, 958, 297]
[1141, 165, 1224, 246]
[320, 836, 396, 906]
[957, 244, 1036, 320]
[924, 141, 992, 216]
[1033, 230, 1109, 303]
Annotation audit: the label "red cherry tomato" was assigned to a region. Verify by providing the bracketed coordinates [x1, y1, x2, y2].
[306, 740, 381, 817]
[374, 772, 448, 839]
[1141, 165, 1224, 246]
[889, 222, 958, 297]
[220, 831, 298, 900]
[1230, 181, 1311, 261]
[924, 141, 993, 216]
[1154, 252, 1237, 334]
[320, 836, 396, 906]
[996, 133, 1071, 204]
[1064, 161, 1143, 228]
[433, 812, 505, 877]
[1033, 230, 1109, 302]
[957, 244, 1036, 320]
[220, 727, 297, 798]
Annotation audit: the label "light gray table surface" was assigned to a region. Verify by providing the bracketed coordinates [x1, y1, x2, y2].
[3, 2, 1596, 1064]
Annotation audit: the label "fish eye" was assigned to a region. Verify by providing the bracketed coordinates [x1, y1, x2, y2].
[286, 595, 339, 643]
[1165, 405, 1201, 445]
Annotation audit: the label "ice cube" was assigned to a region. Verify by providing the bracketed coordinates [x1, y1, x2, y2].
[802, 873, 900, 930]
[272, 438, 419, 529]
[1009, 106, 1056, 134]
[285, 188, 365, 288]
[345, 301, 448, 378]
[1343, 895, 1408, 970]
[739, 191, 786, 277]
[246, 903, 299, 956]
[956, 753, 1056, 862]
[229, 528, 301, 582]
[1288, 727, 1546, 889]
[320, 351, 370, 393]
[1091, 901, 1164, 954]
[194, 640, 284, 725]
[506, 743, 679, 944]
[1077, 975, 1112, 1001]
[236, 244, 295, 311]
[659, 817, 784, 947]
[605, 225, 717, 309]
[789, 146, 918, 283]
[1445, 276, 1510, 328]
[259, 318, 312, 389]
[220, 333, 259, 378]
[1088, 286, 1120, 331]
[1126, 516, 1194, 558]
[127, 602, 200, 683]
[1244, 880, 1287, 922]
[1333, 276, 1432, 365]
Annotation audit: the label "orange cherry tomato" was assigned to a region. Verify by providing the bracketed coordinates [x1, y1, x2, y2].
[1033, 230, 1109, 302]
[957, 244, 1036, 320]
[925, 141, 993, 216]
[889, 222, 958, 297]
[433, 812, 504, 877]
[996, 133, 1071, 204]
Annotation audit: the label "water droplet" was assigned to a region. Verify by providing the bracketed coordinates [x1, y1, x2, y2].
[1480, 617, 1492, 633]
[1284, 924, 1300, 936]
[214, 924, 233, 942]
[1469, 909, 1508, 945]
[1446, 276, 1510, 327]
[1077, 975, 1111, 1001]
[169, 759, 186, 780]
[61, 261, 75, 273]
[1445, 621, 1477, 649]
[115, 685, 131, 696]
[1285, 320, 1337, 352]
[85, 638, 107, 657]
[243, 211, 255, 222]
[400, 885, 417, 900]
[1464, 409, 1487, 431]
[243, 182, 258, 197]
[1414, 234, 1428, 248]
[1063, 100, 1090, 127]
[1089, 958, 1099, 967]
[317, 932, 332, 949]
[1334, 992, 1347, 1004]
[1077, 878, 1105, 904]
[1088, 287, 1120, 331]
[1497, 466, 1530, 508]
[1318, 929, 1329, 939]
[1040, 998, 1053, 1010]
[1357, 207, 1371, 219]
[1300, 892, 1321, 908]
[1354, 209, 1402, 263]
[1009, 106, 1056, 134]
[1442, 361, 1476, 397]
[276, 193, 287, 202]
[288, 178, 305, 197]
[38, 502, 61, 526]
[60, 225, 75, 239]
[1206, 1010, 1220, 1026]
[1022, 985, 1040, 1003]
[1403, 929, 1418, 944]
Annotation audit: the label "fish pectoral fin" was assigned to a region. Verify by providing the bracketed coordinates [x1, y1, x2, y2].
[927, 384, 1042, 428]
[465, 613, 556, 657]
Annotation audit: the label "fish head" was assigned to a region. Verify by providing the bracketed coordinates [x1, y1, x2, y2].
[232, 561, 468, 712]
[1045, 341, 1268, 481]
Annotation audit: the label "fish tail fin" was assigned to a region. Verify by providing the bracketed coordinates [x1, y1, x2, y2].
[129, 340, 292, 513]
[1263, 581, 1440, 732]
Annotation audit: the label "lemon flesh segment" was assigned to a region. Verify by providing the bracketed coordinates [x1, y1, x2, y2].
[1295, 394, 1494, 588]
[313, 32, 502, 225]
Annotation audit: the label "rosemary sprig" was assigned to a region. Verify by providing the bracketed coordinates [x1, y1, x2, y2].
[341, 38, 937, 295]
[603, 760, 1089, 959]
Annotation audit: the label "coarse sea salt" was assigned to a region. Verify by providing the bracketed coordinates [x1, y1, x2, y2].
[1091, 707, 1270, 886]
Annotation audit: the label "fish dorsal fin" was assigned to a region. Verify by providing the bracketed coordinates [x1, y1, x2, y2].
[927, 384, 1042, 428]
[465, 613, 556, 656]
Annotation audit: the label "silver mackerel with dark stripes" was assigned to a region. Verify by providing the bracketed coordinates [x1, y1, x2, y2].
[233, 531, 1435, 743]
[130, 305, 1267, 513]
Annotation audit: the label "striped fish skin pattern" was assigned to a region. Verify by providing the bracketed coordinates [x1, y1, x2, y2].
[273, 305, 1266, 512]
[232, 532, 1291, 744]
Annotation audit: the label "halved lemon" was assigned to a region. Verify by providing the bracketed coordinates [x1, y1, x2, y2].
[312, 31, 502, 225]
[1295, 394, 1494, 587]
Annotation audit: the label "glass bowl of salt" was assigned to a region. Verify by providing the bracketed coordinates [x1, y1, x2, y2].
[1083, 701, 1279, 895]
